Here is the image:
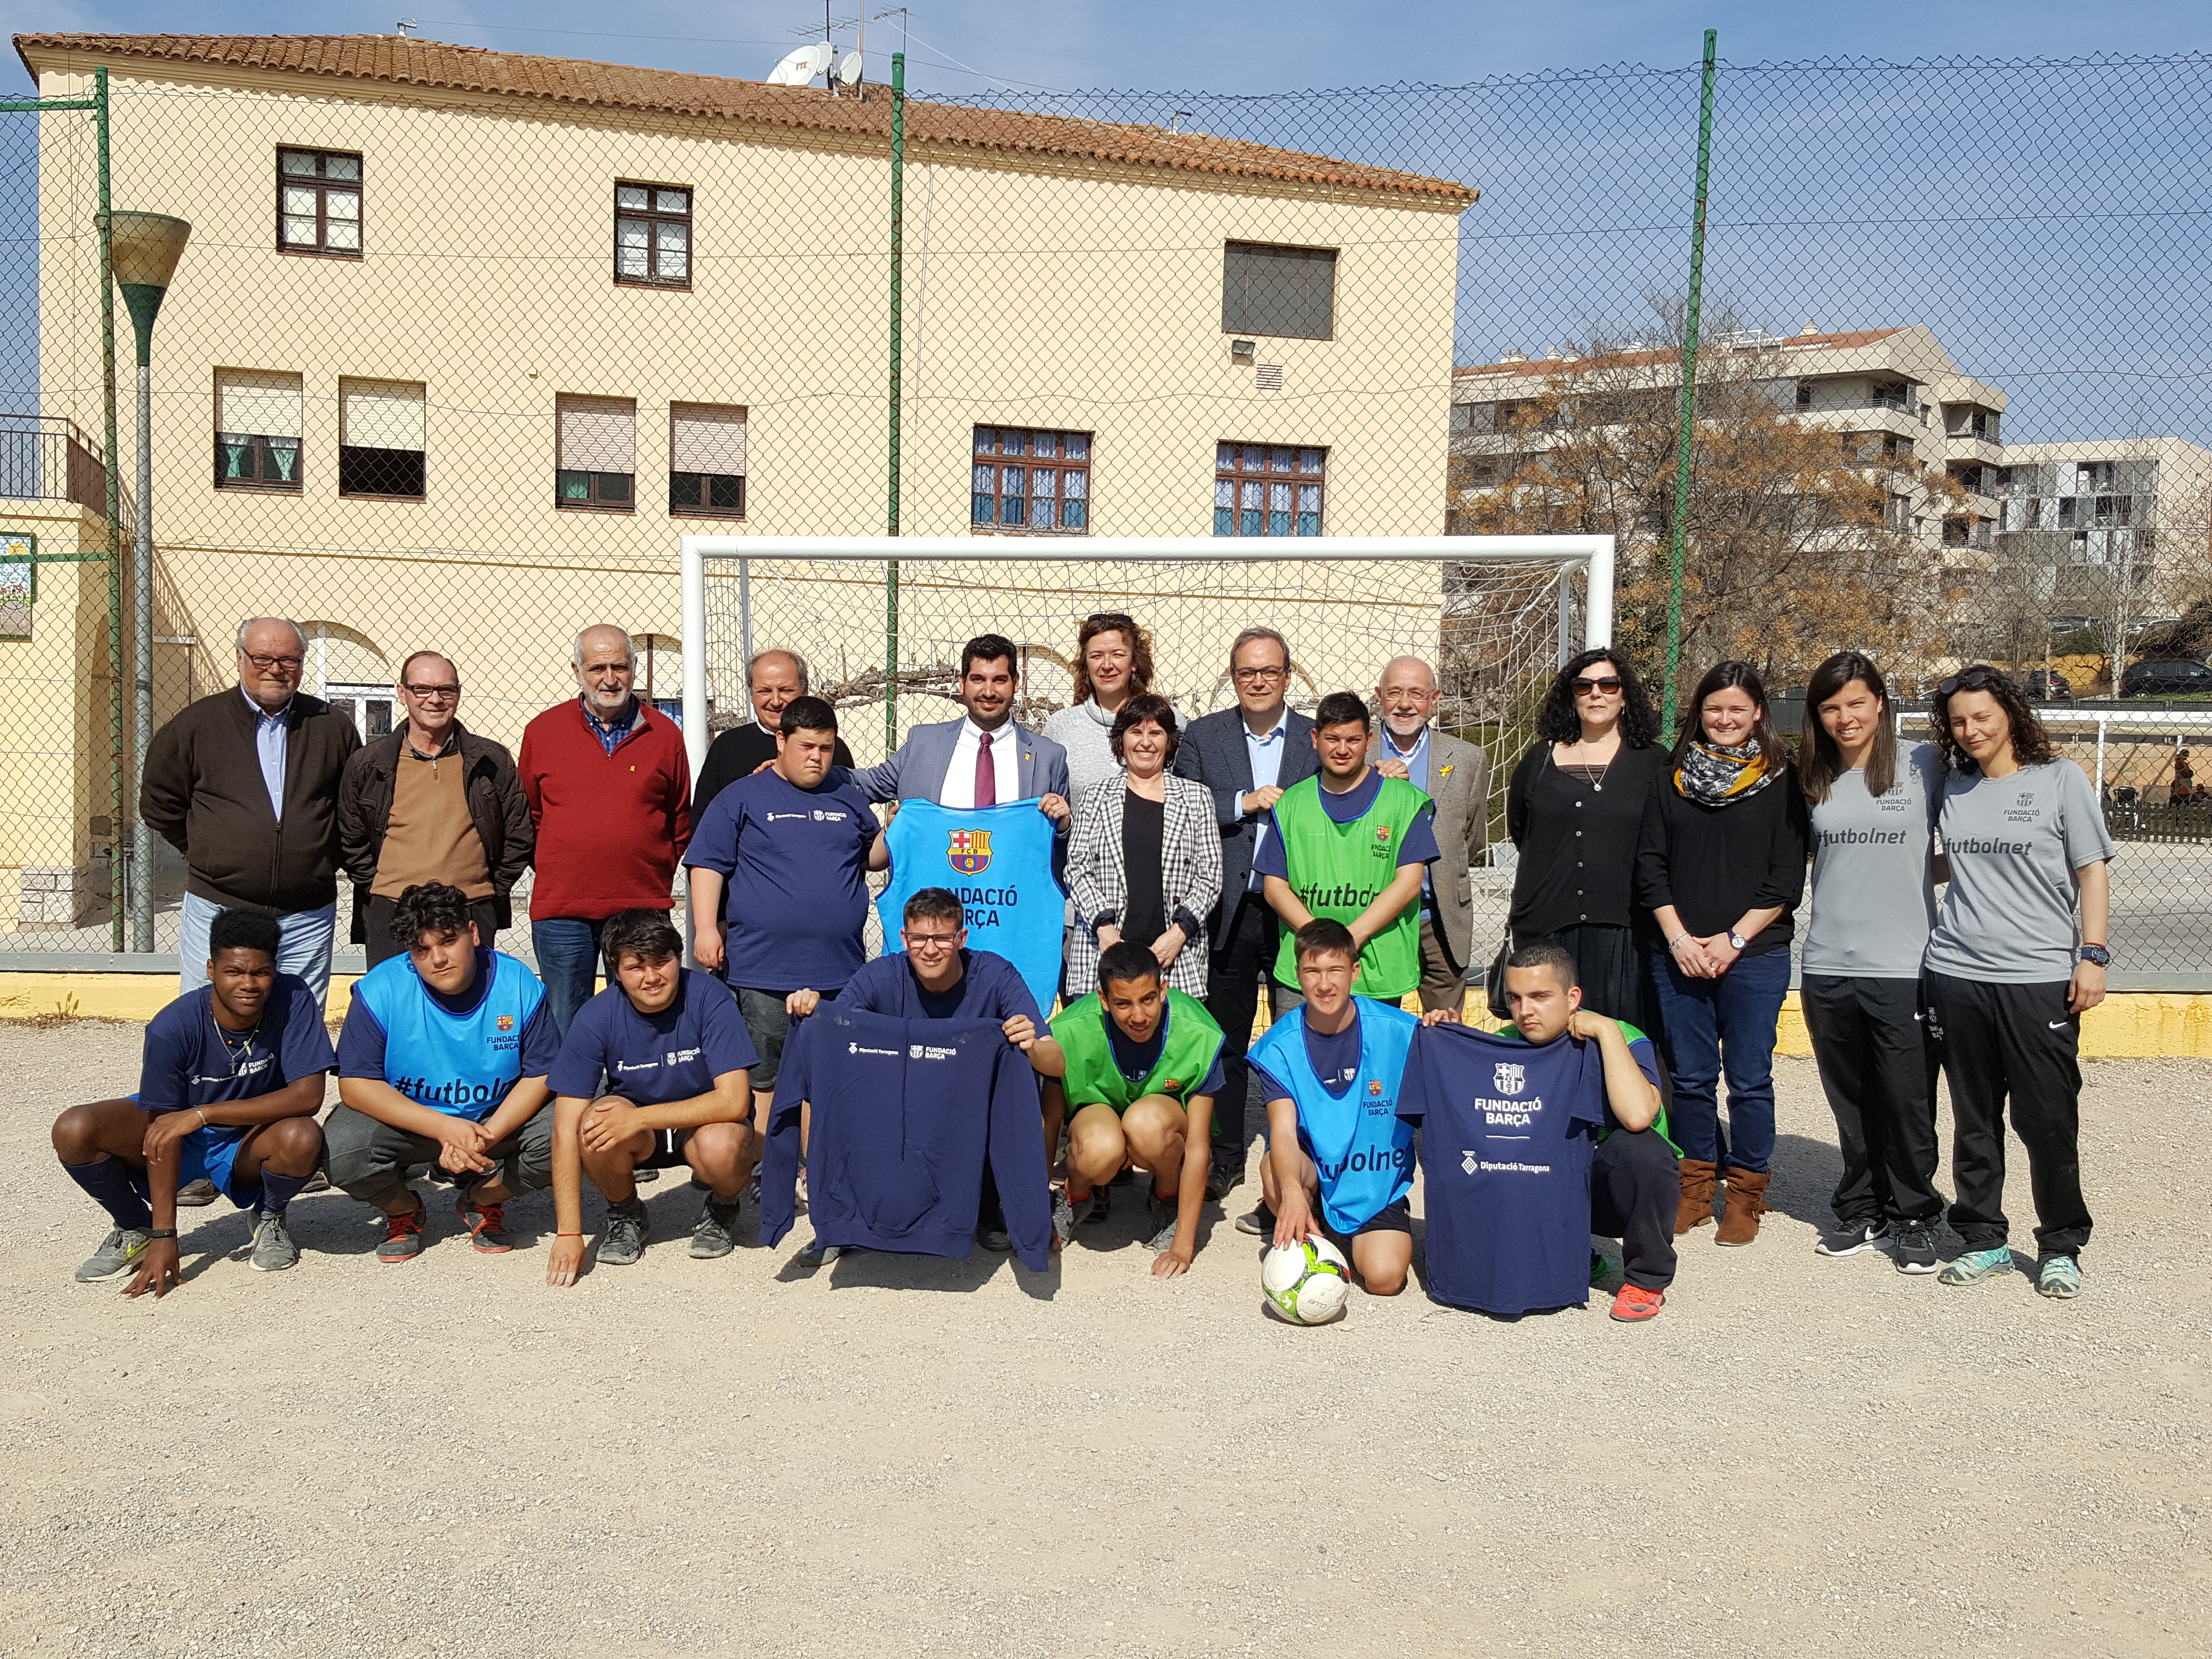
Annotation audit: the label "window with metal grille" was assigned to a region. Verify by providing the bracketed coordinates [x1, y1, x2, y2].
[972, 428, 1090, 531]
[214, 368, 303, 490]
[1213, 443, 1325, 537]
[556, 395, 636, 509]
[277, 148, 362, 257]
[616, 183, 692, 288]
[338, 378, 426, 499]
[670, 404, 747, 517]
[1221, 242, 1337, 341]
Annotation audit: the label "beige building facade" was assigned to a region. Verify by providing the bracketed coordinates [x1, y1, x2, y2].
[7, 32, 1475, 930]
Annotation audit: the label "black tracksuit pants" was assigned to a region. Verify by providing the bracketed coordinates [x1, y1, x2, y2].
[1590, 1126, 1680, 1291]
[1205, 894, 1278, 1162]
[1800, 974, 1943, 1230]
[1924, 972, 2093, 1259]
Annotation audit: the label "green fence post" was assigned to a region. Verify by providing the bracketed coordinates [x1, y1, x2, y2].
[884, 51, 905, 758]
[95, 67, 125, 952]
[1662, 29, 1717, 746]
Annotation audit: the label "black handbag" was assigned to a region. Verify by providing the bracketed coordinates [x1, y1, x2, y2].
[1484, 923, 1514, 1019]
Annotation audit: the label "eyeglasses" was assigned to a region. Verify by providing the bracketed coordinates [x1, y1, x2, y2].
[904, 931, 959, 949]
[242, 652, 304, 673]
[403, 683, 461, 700]
[1232, 666, 1289, 684]
[1572, 675, 1624, 695]
[1937, 666, 2002, 696]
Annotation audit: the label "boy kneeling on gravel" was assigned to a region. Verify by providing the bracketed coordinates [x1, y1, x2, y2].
[52, 908, 333, 1294]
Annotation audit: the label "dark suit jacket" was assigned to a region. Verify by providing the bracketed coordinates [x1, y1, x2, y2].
[1172, 705, 1319, 950]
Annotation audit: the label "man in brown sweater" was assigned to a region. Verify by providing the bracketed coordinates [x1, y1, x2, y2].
[338, 650, 534, 967]
[142, 617, 361, 1006]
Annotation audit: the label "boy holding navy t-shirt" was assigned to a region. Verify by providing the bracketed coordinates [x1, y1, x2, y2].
[52, 908, 331, 1294]
[685, 695, 884, 1149]
[545, 910, 759, 1283]
[1246, 919, 1460, 1297]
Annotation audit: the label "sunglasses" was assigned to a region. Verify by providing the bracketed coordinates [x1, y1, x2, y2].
[1572, 675, 1624, 695]
[1937, 666, 2002, 696]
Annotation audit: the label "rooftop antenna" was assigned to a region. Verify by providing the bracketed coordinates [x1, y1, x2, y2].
[873, 7, 909, 63]
[395, 17, 418, 35]
[1169, 109, 1192, 133]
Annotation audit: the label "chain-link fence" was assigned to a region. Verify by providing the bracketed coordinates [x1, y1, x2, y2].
[3, 37, 2208, 979]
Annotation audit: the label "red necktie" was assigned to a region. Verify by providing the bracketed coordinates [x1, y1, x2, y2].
[974, 731, 997, 808]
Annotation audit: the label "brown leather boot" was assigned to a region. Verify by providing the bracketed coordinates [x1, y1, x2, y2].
[1715, 1166, 1773, 1246]
[1675, 1159, 1717, 1236]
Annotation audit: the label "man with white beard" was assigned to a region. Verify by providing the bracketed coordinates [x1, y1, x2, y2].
[1369, 656, 1490, 1015]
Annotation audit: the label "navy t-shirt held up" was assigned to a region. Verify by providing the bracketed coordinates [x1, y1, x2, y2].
[683, 767, 882, 994]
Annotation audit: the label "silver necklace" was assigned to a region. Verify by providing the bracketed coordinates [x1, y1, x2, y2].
[1560, 736, 1620, 792]
[212, 1009, 264, 1078]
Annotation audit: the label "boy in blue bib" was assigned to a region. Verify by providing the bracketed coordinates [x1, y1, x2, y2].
[52, 908, 332, 1294]
[1246, 919, 1459, 1296]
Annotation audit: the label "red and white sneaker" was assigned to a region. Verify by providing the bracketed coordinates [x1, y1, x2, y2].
[455, 1192, 512, 1254]
[1610, 1283, 1665, 1323]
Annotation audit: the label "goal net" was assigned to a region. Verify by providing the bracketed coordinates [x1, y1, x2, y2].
[678, 535, 1615, 842]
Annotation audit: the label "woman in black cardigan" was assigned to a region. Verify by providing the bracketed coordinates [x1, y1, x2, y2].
[1636, 660, 1809, 1249]
[1505, 648, 1672, 1033]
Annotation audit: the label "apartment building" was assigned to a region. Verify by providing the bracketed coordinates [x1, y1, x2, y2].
[6, 32, 1474, 926]
[1993, 436, 2212, 621]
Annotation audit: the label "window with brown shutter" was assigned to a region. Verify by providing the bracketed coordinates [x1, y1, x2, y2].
[277, 149, 363, 258]
[556, 395, 637, 510]
[616, 182, 692, 289]
[338, 378, 426, 499]
[214, 369, 304, 491]
[669, 404, 747, 517]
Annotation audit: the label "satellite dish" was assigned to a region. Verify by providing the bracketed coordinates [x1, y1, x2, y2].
[838, 50, 864, 87]
[806, 41, 836, 76]
[766, 46, 818, 84]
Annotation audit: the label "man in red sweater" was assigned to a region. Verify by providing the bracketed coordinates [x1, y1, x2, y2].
[519, 625, 693, 1035]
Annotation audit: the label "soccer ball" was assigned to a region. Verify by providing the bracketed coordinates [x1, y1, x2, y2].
[1261, 1235, 1351, 1325]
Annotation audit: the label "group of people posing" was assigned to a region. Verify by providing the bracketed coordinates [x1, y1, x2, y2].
[50, 610, 2112, 1317]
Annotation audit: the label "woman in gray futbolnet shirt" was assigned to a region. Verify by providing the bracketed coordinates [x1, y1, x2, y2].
[1923, 666, 2114, 1301]
[1797, 652, 1945, 1276]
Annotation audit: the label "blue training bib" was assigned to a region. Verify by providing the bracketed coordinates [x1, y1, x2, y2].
[877, 799, 1066, 1017]
[1249, 998, 1418, 1233]
[354, 949, 545, 1122]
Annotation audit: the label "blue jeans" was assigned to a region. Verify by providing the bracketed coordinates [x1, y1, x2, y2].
[531, 916, 610, 1038]
[1649, 946, 1791, 1173]
[179, 892, 338, 1009]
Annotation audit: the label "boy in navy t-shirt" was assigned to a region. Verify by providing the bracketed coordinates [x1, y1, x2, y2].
[545, 909, 760, 1283]
[1246, 919, 1461, 1297]
[683, 695, 883, 1157]
[51, 908, 332, 1294]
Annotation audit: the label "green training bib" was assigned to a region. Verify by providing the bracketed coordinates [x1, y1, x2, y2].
[1269, 773, 1430, 999]
[1052, 989, 1225, 1114]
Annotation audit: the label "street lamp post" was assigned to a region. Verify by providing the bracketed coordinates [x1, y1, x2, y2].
[106, 210, 189, 953]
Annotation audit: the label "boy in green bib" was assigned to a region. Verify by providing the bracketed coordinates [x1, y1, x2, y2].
[1039, 941, 1225, 1278]
[1257, 691, 1439, 1003]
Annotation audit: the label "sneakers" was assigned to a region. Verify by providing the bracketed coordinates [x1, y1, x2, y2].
[1891, 1222, 1940, 1275]
[977, 1218, 1013, 1253]
[598, 1200, 649, 1266]
[2036, 1254, 2083, 1299]
[1938, 1244, 2013, 1286]
[1816, 1220, 1891, 1258]
[1050, 1187, 1076, 1248]
[74, 1226, 152, 1283]
[635, 1165, 661, 1185]
[1235, 1204, 1275, 1238]
[302, 1170, 330, 1194]
[249, 1209, 299, 1273]
[1068, 1186, 1110, 1226]
[455, 1192, 512, 1254]
[1204, 1159, 1240, 1202]
[175, 1178, 219, 1208]
[1609, 1284, 1665, 1323]
[377, 1202, 427, 1264]
[1143, 1193, 1180, 1254]
[1589, 1249, 1616, 1287]
[690, 1194, 744, 1260]
[798, 1236, 844, 1263]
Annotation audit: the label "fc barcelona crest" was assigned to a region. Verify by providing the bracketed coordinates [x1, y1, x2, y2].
[1492, 1062, 1526, 1097]
[947, 828, 994, 875]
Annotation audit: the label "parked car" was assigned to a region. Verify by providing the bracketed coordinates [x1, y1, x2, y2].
[2020, 668, 2073, 701]
[2120, 658, 2212, 698]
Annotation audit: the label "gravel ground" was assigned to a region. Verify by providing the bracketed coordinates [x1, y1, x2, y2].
[3, 1022, 2206, 1658]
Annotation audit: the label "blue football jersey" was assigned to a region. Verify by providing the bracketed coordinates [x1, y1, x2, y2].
[1248, 999, 1417, 1233]
[1397, 1022, 1606, 1315]
[876, 799, 1066, 1017]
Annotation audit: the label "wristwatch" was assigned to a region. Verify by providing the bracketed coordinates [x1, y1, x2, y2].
[1727, 930, 1748, 950]
[2079, 943, 2111, 967]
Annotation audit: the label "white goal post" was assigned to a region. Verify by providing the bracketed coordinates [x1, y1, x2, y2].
[677, 534, 1615, 779]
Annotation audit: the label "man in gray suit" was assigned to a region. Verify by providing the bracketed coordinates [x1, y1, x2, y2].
[848, 632, 1072, 818]
[1369, 655, 1490, 1015]
[1172, 626, 1319, 1195]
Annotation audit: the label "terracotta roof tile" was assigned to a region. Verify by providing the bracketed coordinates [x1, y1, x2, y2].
[14, 32, 1476, 205]
[1453, 328, 1906, 380]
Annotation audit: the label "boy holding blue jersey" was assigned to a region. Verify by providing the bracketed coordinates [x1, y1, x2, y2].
[52, 908, 332, 1295]
[1248, 919, 1459, 1296]
[545, 909, 760, 1282]
[327, 882, 562, 1263]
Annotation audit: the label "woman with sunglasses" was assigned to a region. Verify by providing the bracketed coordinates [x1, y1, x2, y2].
[1636, 661, 1809, 1246]
[1797, 651, 1945, 1274]
[1924, 665, 2112, 1300]
[1505, 650, 1672, 1035]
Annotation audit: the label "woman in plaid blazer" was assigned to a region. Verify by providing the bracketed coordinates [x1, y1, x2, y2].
[1065, 695, 1223, 998]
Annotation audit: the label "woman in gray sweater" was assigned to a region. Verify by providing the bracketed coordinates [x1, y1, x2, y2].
[1042, 611, 1154, 798]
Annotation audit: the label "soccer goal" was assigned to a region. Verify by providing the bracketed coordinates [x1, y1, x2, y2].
[677, 534, 1615, 791]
